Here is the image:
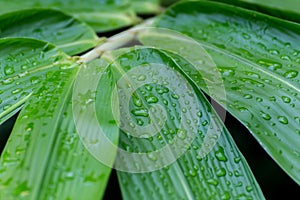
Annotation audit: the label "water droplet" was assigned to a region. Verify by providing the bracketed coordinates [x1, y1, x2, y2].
[4, 66, 15, 75]
[277, 116, 288, 124]
[234, 170, 240, 177]
[189, 169, 197, 177]
[207, 179, 219, 186]
[177, 129, 187, 139]
[215, 147, 228, 162]
[132, 96, 142, 107]
[243, 94, 252, 99]
[234, 157, 241, 163]
[246, 186, 253, 192]
[269, 96, 276, 102]
[2, 78, 14, 85]
[260, 111, 271, 120]
[216, 168, 226, 177]
[146, 95, 158, 103]
[12, 88, 22, 94]
[221, 192, 231, 200]
[131, 108, 148, 117]
[256, 97, 263, 102]
[268, 49, 279, 55]
[242, 33, 251, 39]
[219, 67, 235, 76]
[284, 70, 298, 79]
[171, 93, 179, 99]
[282, 96, 291, 103]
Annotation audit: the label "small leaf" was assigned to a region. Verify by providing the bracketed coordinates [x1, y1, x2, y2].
[0, 8, 100, 55]
[0, 0, 140, 32]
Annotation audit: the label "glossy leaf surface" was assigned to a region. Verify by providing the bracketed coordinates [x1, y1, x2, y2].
[0, 0, 139, 32]
[132, 0, 161, 14]
[0, 42, 117, 199]
[0, 38, 72, 125]
[0, 9, 100, 55]
[150, 0, 300, 184]
[112, 47, 264, 199]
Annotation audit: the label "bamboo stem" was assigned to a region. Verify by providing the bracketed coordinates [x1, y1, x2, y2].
[80, 18, 154, 63]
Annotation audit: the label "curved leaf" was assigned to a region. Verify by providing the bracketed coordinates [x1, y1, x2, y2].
[132, 0, 161, 14]
[0, 0, 140, 32]
[150, 0, 300, 184]
[210, 0, 300, 24]
[108, 47, 264, 199]
[0, 38, 73, 125]
[0, 9, 100, 55]
[0, 42, 117, 199]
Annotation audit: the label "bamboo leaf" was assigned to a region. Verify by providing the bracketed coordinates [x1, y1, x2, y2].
[149, 0, 300, 184]
[131, 0, 161, 14]
[0, 9, 100, 55]
[0, 0, 140, 32]
[210, 0, 300, 24]
[0, 42, 118, 198]
[0, 38, 74, 125]
[108, 47, 264, 199]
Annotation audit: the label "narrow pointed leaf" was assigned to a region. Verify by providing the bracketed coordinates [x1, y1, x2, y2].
[131, 0, 161, 14]
[0, 46, 118, 198]
[210, 0, 300, 23]
[0, 9, 100, 55]
[151, 0, 300, 184]
[0, 0, 140, 32]
[108, 47, 264, 199]
[0, 38, 73, 125]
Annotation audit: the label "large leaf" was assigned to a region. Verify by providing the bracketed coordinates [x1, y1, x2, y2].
[107, 47, 264, 199]
[0, 9, 100, 55]
[148, 0, 300, 184]
[0, 41, 117, 199]
[210, 0, 300, 23]
[0, 0, 139, 32]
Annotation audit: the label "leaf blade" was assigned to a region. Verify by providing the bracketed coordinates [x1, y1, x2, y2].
[109, 47, 264, 199]
[0, 9, 100, 55]
[151, 0, 300, 184]
[0, 0, 140, 32]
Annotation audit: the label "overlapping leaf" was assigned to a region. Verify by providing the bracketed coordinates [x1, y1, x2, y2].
[107, 47, 264, 199]
[147, 0, 300, 184]
[0, 40, 118, 199]
[0, 0, 139, 32]
[210, 0, 300, 23]
[0, 9, 100, 55]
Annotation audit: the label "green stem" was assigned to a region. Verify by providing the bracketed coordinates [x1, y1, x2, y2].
[80, 18, 155, 63]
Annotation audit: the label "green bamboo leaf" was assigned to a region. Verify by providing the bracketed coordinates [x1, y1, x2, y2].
[0, 0, 140, 32]
[131, 0, 161, 14]
[0, 43, 118, 198]
[210, 0, 300, 23]
[107, 47, 264, 199]
[0, 9, 100, 55]
[149, 0, 300, 184]
[0, 38, 74, 125]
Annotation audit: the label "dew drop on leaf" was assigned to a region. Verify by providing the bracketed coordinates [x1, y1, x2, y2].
[277, 116, 288, 124]
[282, 96, 291, 103]
[260, 111, 271, 120]
[216, 168, 227, 177]
[215, 147, 228, 162]
[284, 70, 298, 79]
